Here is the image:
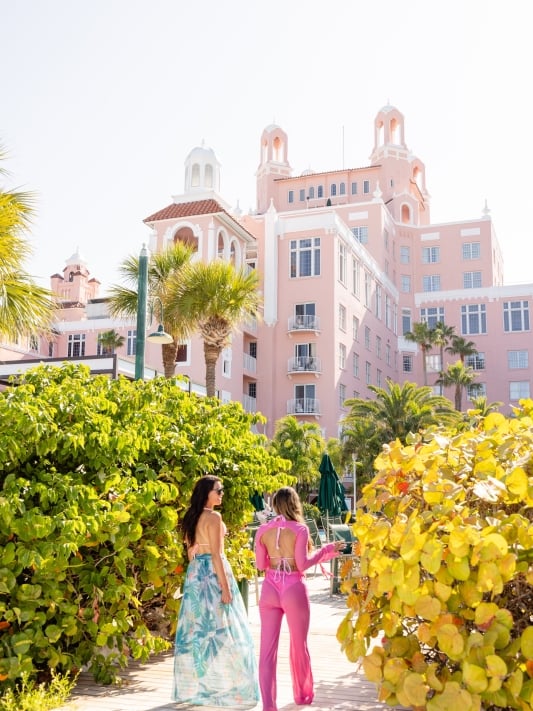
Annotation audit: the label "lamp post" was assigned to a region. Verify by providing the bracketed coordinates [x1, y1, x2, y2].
[146, 296, 173, 345]
[134, 245, 149, 380]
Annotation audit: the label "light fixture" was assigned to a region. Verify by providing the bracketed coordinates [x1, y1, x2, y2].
[147, 323, 173, 344]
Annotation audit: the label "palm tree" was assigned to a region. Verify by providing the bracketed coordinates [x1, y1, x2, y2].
[107, 242, 195, 377]
[98, 329, 125, 355]
[432, 322, 455, 394]
[0, 146, 56, 341]
[446, 335, 478, 364]
[467, 395, 503, 419]
[342, 380, 459, 477]
[436, 360, 478, 411]
[270, 415, 325, 498]
[167, 261, 261, 397]
[404, 322, 435, 385]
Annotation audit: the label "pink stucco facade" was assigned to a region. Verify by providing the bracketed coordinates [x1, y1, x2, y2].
[1, 105, 531, 438]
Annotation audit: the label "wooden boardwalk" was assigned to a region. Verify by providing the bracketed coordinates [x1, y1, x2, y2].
[57, 574, 399, 711]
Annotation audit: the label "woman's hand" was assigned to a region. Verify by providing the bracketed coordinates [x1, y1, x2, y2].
[334, 540, 348, 553]
[221, 588, 232, 604]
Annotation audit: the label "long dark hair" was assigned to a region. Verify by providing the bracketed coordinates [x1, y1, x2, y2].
[181, 475, 221, 546]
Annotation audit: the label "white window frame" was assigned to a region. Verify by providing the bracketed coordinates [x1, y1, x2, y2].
[463, 271, 482, 289]
[508, 350, 528, 369]
[503, 301, 530, 332]
[422, 246, 440, 264]
[423, 274, 441, 292]
[290, 238, 321, 278]
[461, 304, 487, 335]
[463, 242, 481, 260]
[509, 381, 530, 400]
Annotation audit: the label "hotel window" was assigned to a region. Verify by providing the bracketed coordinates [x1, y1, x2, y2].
[402, 308, 412, 335]
[48, 341, 54, 357]
[510, 381, 530, 400]
[338, 304, 347, 331]
[385, 295, 392, 329]
[420, 307, 445, 328]
[317, 185, 323, 198]
[508, 350, 528, 369]
[463, 242, 481, 260]
[290, 238, 321, 278]
[353, 352, 359, 377]
[365, 361, 371, 384]
[375, 284, 382, 319]
[338, 242, 347, 284]
[68, 333, 86, 358]
[400, 245, 410, 264]
[351, 182, 358, 195]
[339, 343, 346, 369]
[463, 271, 482, 289]
[468, 383, 486, 399]
[423, 275, 441, 292]
[353, 316, 360, 341]
[461, 304, 487, 335]
[339, 182, 346, 195]
[308, 187, 315, 199]
[426, 354, 441, 373]
[466, 352, 486, 370]
[127, 330, 136, 356]
[352, 257, 361, 298]
[364, 326, 371, 349]
[339, 383, 346, 407]
[376, 369, 382, 387]
[376, 335, 382, 359]
[295, 302, 316, 329]
[364, 272, 372, 307]
[351, 226, 369, 244]
[299, 189, 305, 201]
[175, 344, 188, 363]
[386, 343, 391, 365]
[403, 354, 413, 372]
[29, 334, 39, 351]
[363, 180, 370, 194]
[248, 382, 257, 399]
[401, 275, 411, 293]
[331, 184, 337, 196]
[288, 190, 294, 203]
[294, 383, 316, 412]
[503, 301, 530, 332]
[422, 246, 440, 263]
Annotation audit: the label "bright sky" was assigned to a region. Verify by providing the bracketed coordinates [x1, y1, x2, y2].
[2, 0, 532, 293]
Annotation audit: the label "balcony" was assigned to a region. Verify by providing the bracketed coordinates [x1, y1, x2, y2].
[242, 316, 258, 334]
[287, 356, 321, 374]
[242, 393, 257, 413]
[288, 315, 320, 332]
[287, 398, 320, 415]
[243, 352, 257, 374]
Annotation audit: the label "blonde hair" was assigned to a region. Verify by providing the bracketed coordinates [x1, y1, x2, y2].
[272, 487, 304, 523]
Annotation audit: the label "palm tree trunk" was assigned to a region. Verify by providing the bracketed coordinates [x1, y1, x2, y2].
[162, 342, 178, 378]
[422, 347, 428, 386]
[455, 384, 462, 411]
[204, 342, 221, 397]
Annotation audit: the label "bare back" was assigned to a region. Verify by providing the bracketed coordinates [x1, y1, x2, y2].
[193, 509, 226, 555]
[260, 526, 297, 562]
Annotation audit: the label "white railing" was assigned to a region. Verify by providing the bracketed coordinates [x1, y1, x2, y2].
[287, 398, 320, 415]
[242, 316, 258, 333]
[288, 315, 320, 331]
[243, 353, 257, 373]
[242, 394, 257, 413]
[287, 356, 321, 373]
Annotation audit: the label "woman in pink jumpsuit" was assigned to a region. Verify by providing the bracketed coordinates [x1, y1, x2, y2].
[254, 487, 344, 711]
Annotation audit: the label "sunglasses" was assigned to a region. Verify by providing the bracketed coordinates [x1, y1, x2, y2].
[214, 488, 224, 494]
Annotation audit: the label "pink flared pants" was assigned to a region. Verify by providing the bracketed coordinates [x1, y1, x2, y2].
[258, 569, 314, 711]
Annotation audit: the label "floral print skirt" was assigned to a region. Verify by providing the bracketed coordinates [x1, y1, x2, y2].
[172, 553, 259, 708]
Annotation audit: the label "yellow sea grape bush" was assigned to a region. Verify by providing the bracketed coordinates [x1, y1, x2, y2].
[338, 402, 533, 711]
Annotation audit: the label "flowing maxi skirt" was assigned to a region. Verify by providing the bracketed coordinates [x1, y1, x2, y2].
[172, 553, 259, 708]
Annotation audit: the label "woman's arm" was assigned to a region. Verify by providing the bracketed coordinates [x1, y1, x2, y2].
[294, 524, 341, 571]
[253, 524, 270, 571]
[206, 513, 232, 604]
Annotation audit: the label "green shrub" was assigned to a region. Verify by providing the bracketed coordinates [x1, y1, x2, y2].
[338, 403, 533, 710]
[0, 671, 76, 711]
[0, 364, 291, 687]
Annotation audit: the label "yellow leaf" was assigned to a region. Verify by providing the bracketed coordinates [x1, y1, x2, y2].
[362, 650, 384, 683]
[426, 663, 444, 691]
[345, 637, 366, 662]
[486, 654, 507, 679]
[507, 467, 528, 498]
[434, 580, 452, 602]
[521, 626, 533, 659]
[421, 539, 444, 575]
[477, 561, 503, 594]
[449, 529, 470, 558]
[447, 555, 471, 581]
[383, 657, 408, 684]
[463, 662, 488, 694]
[474, 602, 499, 628]
[460, 580, 483, 607]
[436, 623, 464, 660]
[414, 595, 441, 621]
[399, 671, 428, 707]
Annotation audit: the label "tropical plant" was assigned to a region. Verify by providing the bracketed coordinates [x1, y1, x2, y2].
[436, 359, 479, 411]
[338, 404, 533, 711]
[0, 146, 56, 341]
[269, 415, 325, 499]
[107, 242, 195, 377]
[97, 329, 125, 355]
[446, 334, 478, 363]
[432, 322, 455, 394]
[405, 322, 436, 385]
[167, 260, 261, 397]
[0, 363, 291, 688]
[467, 395, 503, 420]
[342, 380, 459, 479]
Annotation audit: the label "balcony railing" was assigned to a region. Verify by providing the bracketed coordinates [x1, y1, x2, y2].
[287, 397, 320, 415]
[243, 352, 257, 373]
[288, 315, 320, 332]
[242, 393, 257, 413]
[287, 356, 321, 373]
[242, 316, 258, 333]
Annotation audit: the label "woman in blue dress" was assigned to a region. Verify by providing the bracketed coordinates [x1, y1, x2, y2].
[173, 475, 259, 708]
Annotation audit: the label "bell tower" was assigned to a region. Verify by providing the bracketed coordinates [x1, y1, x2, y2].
[256, 124, 291, 214]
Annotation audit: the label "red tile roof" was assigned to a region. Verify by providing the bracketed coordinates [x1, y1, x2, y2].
[143, 199, 229, 223]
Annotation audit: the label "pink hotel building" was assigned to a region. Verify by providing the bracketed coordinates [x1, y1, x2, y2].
[2, 105, 532, 439]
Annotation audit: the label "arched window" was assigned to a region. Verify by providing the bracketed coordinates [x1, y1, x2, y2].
[339, 182, 346, 195]
[401, 204, 411, 224]
[273, 136, 283, 161]
[191, 163, 200, 187]
[331, 184, 337, 196]
[205, 164, 213, 188]
[308, 187, 315, 199]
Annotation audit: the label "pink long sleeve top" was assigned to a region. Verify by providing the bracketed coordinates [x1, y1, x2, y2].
[254, 516, 338, 573]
